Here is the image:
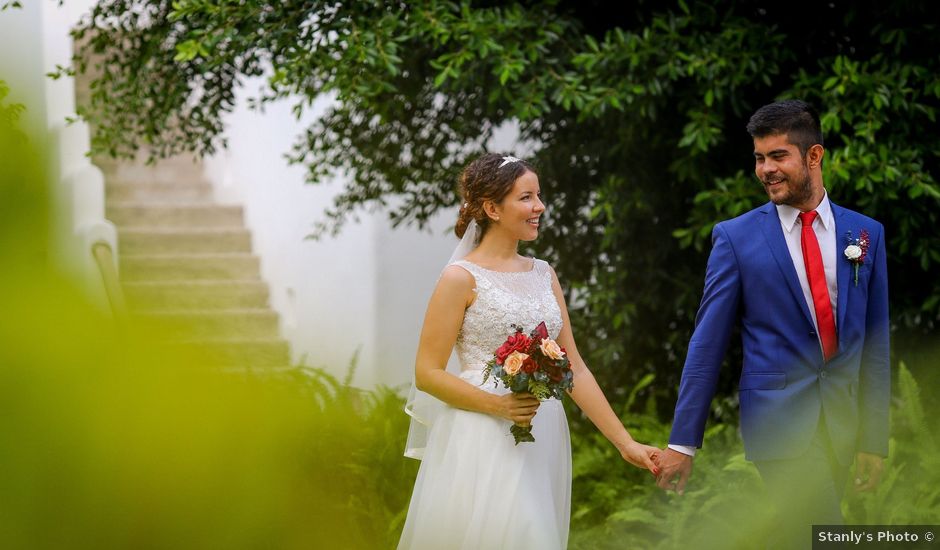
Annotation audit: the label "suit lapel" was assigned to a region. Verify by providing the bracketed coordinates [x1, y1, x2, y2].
[757, 202, 816, 328]
[832, 203, 851, 339]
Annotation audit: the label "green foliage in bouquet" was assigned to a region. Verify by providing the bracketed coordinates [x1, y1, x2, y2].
[482, 323, 574, 401]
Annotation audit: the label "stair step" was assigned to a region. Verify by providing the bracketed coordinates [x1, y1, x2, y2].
[134, 309, 280, 339]
[107, 181, 213, 203]
[119, 228, 251, 254]
[123, 280, 270, 310]
[95, 154, 205, 184]
[172, 338, 290, 367]
[108, 204, 244, 227]
[120, 253, 261, 281]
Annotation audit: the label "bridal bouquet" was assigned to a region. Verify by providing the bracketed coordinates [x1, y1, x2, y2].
[482, 321, 574, 444]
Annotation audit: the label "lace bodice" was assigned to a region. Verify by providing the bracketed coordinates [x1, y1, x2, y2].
[451, 259, 564, 374]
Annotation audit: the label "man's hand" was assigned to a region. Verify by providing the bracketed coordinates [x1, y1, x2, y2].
[853, 452, 884, 492]
[655, 448, 694, 495]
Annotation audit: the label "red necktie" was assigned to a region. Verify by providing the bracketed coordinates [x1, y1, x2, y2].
[799, 211, 837, 361]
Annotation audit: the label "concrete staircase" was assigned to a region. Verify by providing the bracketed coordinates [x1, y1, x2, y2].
[100, 155, 291, 368]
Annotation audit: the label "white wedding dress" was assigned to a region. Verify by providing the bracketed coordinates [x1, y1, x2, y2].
[398, 259, 571, 550]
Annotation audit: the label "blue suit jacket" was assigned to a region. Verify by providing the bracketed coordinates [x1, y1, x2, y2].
[669, 201, 890, 464]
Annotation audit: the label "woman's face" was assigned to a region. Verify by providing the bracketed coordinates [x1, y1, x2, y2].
[492, 170, 544, 241]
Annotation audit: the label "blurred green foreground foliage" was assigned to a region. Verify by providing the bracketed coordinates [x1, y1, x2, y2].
[0, 108, 935, 545]
[3, 80, 939, 550]
[0, 100, 418, 549]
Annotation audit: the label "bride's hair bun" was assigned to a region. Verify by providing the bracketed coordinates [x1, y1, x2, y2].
[455, 153, 536, 238]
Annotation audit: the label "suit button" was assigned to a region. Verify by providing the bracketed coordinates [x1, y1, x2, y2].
[809, 331, 817, 337]
[819, 371, 828, 379]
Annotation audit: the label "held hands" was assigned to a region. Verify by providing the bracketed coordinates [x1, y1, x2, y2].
[618, 440, 662, 476]
[655, 448, 694, 495]
[651, 450, 883, 495]
[492, 392, 540, 425]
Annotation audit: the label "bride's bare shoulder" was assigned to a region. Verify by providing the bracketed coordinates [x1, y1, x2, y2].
[433, 264, 478, 307]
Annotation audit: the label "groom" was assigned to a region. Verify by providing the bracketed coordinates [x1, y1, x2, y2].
[657, 100, 890, 546]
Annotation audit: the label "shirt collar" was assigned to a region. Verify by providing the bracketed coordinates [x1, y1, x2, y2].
[776, 190, 832, 233]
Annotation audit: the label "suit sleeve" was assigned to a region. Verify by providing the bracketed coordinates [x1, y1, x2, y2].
[669, 223, 742, 448]
[857, 223, 890, 456]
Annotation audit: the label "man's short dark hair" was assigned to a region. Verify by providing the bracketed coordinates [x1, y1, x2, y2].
[746, 100, 823, 157]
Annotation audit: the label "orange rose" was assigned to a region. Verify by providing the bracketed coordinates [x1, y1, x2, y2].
[539, 338, 565, 360]
[503, 351, 529, 375]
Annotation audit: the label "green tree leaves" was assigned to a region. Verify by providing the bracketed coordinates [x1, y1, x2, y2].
[69, 0, 939, 414]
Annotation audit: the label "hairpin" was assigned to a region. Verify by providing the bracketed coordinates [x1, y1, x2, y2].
[498, 155, 523, 168]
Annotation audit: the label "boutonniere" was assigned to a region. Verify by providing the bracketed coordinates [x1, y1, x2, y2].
[843, 229, 870, 286]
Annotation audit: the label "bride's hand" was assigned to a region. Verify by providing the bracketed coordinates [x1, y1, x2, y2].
[618, 440, 661, 476]
[492, 392, 540, 424]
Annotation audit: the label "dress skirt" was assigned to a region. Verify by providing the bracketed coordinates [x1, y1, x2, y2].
[398, 370, 571, 550]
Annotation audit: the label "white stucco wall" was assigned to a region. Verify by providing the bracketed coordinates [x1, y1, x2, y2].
[1, 0, 114, 310]
[7, 0, 531, 390]
[1, 4, 47, 128]
[201, 78, 534, 389]
[373, 206, 459, 389]
[203, 83, 457, 389]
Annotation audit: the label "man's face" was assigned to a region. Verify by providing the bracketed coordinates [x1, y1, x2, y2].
[753, 133, 814, 208]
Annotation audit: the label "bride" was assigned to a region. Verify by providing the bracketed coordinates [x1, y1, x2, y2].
[398, 153, 659, 549]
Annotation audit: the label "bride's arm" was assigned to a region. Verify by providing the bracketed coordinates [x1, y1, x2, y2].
[547, 266, 659, 473]
[414, 265, 539, 424]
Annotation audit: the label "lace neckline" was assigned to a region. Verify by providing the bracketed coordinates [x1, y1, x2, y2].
[459, 258, 536, 274]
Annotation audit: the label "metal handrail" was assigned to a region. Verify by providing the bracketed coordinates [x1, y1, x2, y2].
[91, 240, 129, 325]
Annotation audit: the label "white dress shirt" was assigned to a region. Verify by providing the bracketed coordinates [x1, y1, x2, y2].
[775, 192, 839, 335]
[669, 192, 839, 458]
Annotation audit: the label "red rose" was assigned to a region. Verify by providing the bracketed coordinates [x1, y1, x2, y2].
[521, 356, 539, 374]
[495, 332, 531, 365]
